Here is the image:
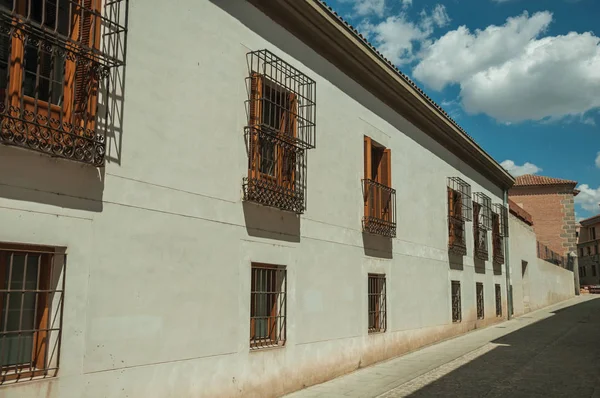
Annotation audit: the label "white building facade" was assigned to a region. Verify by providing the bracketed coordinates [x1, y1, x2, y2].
[0, 1, 572, 397]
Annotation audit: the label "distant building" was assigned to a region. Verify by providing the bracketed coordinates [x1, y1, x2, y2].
[508, 174, 579, 257]
[577, 215, 600, 286]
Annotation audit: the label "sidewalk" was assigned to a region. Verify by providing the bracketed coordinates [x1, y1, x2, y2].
[285, 295, 600, 398]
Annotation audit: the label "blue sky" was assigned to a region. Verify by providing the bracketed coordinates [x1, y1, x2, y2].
[328, 0, 600, 220]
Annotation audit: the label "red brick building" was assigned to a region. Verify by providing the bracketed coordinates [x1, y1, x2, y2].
[509, 174, 578, 257]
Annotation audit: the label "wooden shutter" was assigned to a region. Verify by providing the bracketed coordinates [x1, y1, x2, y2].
[364, 136, 372, 219]
[248, 73, 262, 180]
[281, 93, 297, 189]
[380, 149, 391, 220]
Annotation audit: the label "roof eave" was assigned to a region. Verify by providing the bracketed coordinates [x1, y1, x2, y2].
[248, 0, 515, 190]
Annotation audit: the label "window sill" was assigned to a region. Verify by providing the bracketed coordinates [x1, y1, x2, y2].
[249, 342, 286, 352]
[0, 368, 54, 385]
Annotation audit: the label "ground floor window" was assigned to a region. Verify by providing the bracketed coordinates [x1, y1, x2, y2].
[476, 282, 484, 320]
[250, 264, 286, 350]
[0, 245, 63, 383]
[368, 274, 386, 333]
[451, 281, 461, 323]
[495, 284, 502, 317]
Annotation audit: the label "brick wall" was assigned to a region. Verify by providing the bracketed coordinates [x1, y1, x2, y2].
[509, 185, 577, 256]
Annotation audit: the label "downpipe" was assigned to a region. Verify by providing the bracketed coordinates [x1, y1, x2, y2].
[503, 190, 513, 320]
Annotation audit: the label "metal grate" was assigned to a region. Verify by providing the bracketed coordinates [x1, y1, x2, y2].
[250, 264, 286, 350]
[362, 179, 396, 238]
[246, 49, 315, 149]
[537, 241, 566, 267]
[447, 177, 472, 221]
[492, 212, 504, 266]
[368, 274, 386, 333]
[495, 284, 502, 317]
[0, 0, 127, 166]
[476, 282, 484, 320]
[473, 193, 492, 261]
[244, 49, 315, 213]
[451, 280, 461, 323]
[0, 246, 64, 384]
[492, 203, 509, 237]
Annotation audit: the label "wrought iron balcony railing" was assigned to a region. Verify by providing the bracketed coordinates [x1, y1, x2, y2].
[493, 234, 504, 266]
[243, 127, 306, 214]
[474, 225, 488, 261]
[448, 215, 466, 255]
[0, 0, 126, 166]
[362, 179, 396, 238]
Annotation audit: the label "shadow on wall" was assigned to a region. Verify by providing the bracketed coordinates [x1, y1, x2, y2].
[405, 297, 600, 397]
[243, 201, 300, 242]
[0, 1, 130, 212]
[209, 0, 503, 196]
[474, 258, 486, 274]
[0, 146, 105, 212]
[363, 232, 392, 259]
[448, 253, 464, 270]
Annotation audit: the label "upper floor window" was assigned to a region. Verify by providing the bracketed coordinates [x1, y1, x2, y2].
[473, 193, 492, 261]
[591, 227, 596, 240]
[243, 50, 316, 214]
[447, 177, 472, 256]
[492, 204, 508, 266]
[362, 136, 396, 238]
[0, 0, 126, 166]
[0, 244, 64, 384]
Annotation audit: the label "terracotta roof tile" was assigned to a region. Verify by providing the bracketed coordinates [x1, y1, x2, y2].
[514, 174, 577, 187]
[579, 213, 600, 226]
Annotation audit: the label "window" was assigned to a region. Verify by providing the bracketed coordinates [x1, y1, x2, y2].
[0, 245, 64, 383]
[582, 266, 587, 278]
[476, 282, 484, 320]
[591, 227, 596, 240]
[243, 50, 316, 214]
[579, 266, 583, 278]
[495, 284, 502, 317]
[447, 177, 472, 256]
[593, 265, 597, 277]
[587, 247, 591, 256]
[250, 264, 286, 350]
[368, 274, 386, 333]
[0, 0, 120, 166]
[492, 204, 508, 267]
[580, 248, 584, 257]
[451, 281, 461, 323]
[473, 193, 492, 261]
[363, 136, 396, 237]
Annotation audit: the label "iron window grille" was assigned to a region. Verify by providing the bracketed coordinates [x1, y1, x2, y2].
[492, 204, 508, 267]
[243, 49, 316, 214]
[0, 0, 126, 167]
[250, 264, 286, 350]
[476, 282, 484, 320]
[362, 179, 396, 238]
[495, 284, 502, 317]
[447, 177, 472, 255]
[451, 280, 461, 323]
[368, 273, 386, 333]
[473, 193, 492, 261]
[0, 245, 64, 385]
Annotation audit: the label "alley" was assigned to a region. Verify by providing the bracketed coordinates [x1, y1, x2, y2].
[285, 296, 600, 398]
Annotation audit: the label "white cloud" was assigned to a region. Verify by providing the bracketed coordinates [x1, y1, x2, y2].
[595, 152, 600, 168]
[401, 0, 412, 8]
[342, 0, 386, 17]
[575, 184, 600, 212]
[500, 160, 542, 177]
[360, 4, 449, 65]
[412, 11, 600, 123]
[413, 11, 552, 91]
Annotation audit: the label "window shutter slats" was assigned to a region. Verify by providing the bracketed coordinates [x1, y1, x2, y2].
[249, 73, 262, 180]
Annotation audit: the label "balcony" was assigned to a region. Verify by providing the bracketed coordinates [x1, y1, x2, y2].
[362, 179, 396, 238]
[0, 0, 126, 166]
[448, 215, 466, 255]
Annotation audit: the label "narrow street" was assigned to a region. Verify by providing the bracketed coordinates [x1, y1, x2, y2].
[286, 296, 600, 398]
